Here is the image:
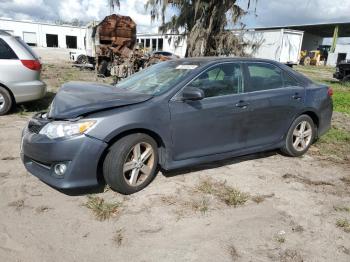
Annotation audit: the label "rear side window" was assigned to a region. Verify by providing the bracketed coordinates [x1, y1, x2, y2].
[189, 63, 244, 98]
[283, 71, 299, 87]
[246, 63, 283, 92]
[0, 38, 18, 59]
[15, 37, 38, 59]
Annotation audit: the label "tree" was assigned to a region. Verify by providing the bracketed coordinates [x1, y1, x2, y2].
[146, 0, 257, 57]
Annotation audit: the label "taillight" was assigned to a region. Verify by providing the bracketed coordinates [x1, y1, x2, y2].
[327, 87, 333, 97]
[21, 60, 41, 71]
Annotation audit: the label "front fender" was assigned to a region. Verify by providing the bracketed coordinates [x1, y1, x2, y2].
[85, 102, 172, 149]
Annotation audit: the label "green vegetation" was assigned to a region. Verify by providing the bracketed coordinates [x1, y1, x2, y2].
[320, 128, 350, 143]
[336, 218, 350, 233]
[188, 197, 209, 214]
[113, 229, 124, 247]
[85, 195, 121, 221]
[316, 127, 350, 162]
[333, 90, 350, 114]
[196, 178, 249, 207]
[334, 206, 350, 213]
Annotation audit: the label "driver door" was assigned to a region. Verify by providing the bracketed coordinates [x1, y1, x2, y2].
[169, 63, 249, 161]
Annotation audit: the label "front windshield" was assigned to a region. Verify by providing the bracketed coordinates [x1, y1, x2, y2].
[115, 61, 199, 95]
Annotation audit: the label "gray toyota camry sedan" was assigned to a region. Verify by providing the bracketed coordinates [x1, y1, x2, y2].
[21, 57, 333, 194]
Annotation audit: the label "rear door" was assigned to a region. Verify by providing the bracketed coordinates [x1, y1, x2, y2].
[169, 62, 249, 160]
[243, 62, 305, 148]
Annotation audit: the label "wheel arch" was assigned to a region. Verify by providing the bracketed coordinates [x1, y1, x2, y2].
[299, 110, 319, 128]
[0, 82, 16, 105]
[96, 128, 167, 183]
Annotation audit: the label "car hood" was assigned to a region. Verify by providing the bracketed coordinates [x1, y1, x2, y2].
[47, 81, 152, 119]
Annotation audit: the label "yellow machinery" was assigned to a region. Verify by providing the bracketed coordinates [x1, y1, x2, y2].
[300, 50, 322, 66]
[300, 46, 330, 66]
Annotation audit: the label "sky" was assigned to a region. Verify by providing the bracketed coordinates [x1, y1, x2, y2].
[0, 0, 350, 33]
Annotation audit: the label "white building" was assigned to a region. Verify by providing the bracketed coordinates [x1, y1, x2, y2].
[0, 18, 86, 50]
[136, 33, 187, 57]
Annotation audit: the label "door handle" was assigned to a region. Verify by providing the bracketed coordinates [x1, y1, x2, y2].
[235, 100, 249, 109]
[292, 93, 302, 100]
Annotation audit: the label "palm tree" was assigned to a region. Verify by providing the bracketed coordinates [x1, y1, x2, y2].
[146, 0, 257, 57]
[108, 0, 120, 14]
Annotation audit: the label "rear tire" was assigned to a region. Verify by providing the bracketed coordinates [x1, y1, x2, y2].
[281, 115, 316, 157]
[103, 133, 158, 195]
[0, 87, 13, 116]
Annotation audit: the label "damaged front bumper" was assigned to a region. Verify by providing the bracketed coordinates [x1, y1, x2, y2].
[20, 114, 108, 189]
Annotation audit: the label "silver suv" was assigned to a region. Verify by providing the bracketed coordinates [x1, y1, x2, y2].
[0, 30, 46, 115]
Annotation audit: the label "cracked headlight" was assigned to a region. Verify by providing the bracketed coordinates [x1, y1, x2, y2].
[39, 120, 96, 139]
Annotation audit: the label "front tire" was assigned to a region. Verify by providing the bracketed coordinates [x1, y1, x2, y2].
[97, 60, 109, 77]
[281, 115, 316, 157]
[77, 55, 88, 64]
[103, 133, 158, 195]
[0, 87, 13, 116]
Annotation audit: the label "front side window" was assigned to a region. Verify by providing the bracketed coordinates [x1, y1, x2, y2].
[188, 63, 243, 98]
[0, 38, 18, 59]
[246, 63, 283, 92]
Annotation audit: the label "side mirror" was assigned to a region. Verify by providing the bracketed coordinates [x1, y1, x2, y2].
[181, 87, 204, 101]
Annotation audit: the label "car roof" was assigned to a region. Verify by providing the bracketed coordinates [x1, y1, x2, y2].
[0, 30, 11, 37]
[173, 56, 285, 65]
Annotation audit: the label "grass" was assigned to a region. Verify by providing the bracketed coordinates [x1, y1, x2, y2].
[282, 173, 334, 186]
[316, 127, 350, 162]
[8, 199, 25, 211]
[188, 197, 209, 214]
[275, 235, 286, 243]
[196, 178, 249, 207]
[320, 127, 350, 143]
[274, 230, 286, 244]
[217, 186, 250, 207]
[334, 206, 350, 213]
[336, 218, 350, 233]
[85, 195, 121, 221]
[333, 90, 350, 114]
[113, 229, 124, 247]
[251, 193, 275, 204]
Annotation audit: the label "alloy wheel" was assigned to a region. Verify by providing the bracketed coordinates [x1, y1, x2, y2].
[0, 94, 5, 110]
[292, 121, 312, 151]
[123, 142, 155, 186]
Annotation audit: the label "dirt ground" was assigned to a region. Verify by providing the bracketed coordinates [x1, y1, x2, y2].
[0, 58, 350, 262]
